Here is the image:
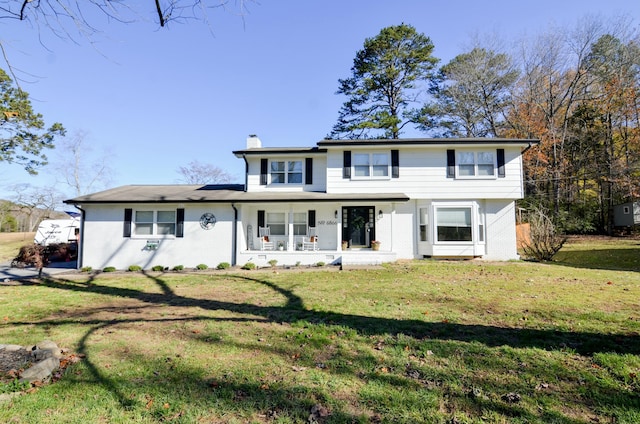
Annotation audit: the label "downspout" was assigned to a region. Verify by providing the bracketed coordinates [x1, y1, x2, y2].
[231, 203, 238, 267]
[73, 204, 85, 270]
[241, 155, 248, 192]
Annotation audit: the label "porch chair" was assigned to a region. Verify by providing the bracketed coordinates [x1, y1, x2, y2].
[302, 227, 318, 251]
[259, 227, 274, 250]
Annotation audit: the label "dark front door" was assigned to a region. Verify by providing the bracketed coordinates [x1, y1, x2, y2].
[343, 206, 375, 247]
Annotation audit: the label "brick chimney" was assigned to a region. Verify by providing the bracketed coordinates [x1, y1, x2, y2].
[246, 134, 262, 149]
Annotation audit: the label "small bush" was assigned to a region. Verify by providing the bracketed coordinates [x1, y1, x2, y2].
[295, 261, 301, 267]
[241, 262, 256, 270]
[196, 264, 208, 270]
[216, 262, 230, 270]
[80, 266, 93, 273]
[172, 265, 184, 271]
[521, 207, 567, 262]
[128, 265, 142, 272]
[102, 266, 116, 272]
[151, 265, 164, 272]
[268, 259, 278, 268]
[316, 261, 325, 267]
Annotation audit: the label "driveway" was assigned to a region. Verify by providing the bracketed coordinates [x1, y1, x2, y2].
[0, 261, 77, 281]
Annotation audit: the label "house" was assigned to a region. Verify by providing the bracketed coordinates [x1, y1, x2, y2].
[64, 136, 538, 269]
[613, 201, 640, 229]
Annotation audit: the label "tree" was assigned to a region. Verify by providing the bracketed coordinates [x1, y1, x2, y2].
[0, 68, 65, 174]
[0, 0, 252, 30]
[329, 24, 439, 139]
[423, 47, 519, 137]
[176, 160, 232, 184]
[52, 130, 114, 196]
[9, 183, 64, 231]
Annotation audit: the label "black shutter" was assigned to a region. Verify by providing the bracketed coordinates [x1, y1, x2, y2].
[308, 210, 316, 228]
[257, 210, 265, 236]
[391, 149, 399, 178]
[305, 158, 313, 185]
[260, 159, 268, 185]
[446, 149, 455, 178]
[343, 151, 351, 178]
[123, 208, 132, 237]
[497, 148, 505, 178]
[176, 208, 185, 238]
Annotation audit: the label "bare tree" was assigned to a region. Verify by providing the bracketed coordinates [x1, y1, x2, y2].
[51, 130, 114, 196]
[9, 183, 64, 231]
[176, 160, 232, 184]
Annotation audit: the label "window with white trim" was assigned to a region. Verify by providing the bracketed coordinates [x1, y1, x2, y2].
[436, 207, 472, 242]
[266, 212, 286, 235]
[271, 160, 302, 184]
[293, 213, 307, 236]
[353, 153, 389, 178]
[457, 151, 495, 177]
[134, 210, 176, 236]
[419, 208, 429, 242]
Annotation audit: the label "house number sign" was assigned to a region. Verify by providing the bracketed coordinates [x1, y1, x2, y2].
[199, 213, 216, 230]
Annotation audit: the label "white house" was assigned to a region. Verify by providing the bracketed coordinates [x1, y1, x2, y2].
[64, 136, 538, 270]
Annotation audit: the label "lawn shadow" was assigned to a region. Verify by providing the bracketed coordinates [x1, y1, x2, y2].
[551, 248, 640, 272]
[10, 271, 640, 420]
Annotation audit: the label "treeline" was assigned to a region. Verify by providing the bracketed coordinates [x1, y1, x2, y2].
[331, 17, 639, 234]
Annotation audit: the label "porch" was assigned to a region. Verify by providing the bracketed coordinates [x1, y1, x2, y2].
[236, 247, 396, 268]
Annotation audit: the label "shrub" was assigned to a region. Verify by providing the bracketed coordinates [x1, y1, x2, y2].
[241, 262, 256, 270]
[196, 264, 208, 270]
[216, 262, 230, 270]
[102, 266, 116, 272]
[268, 259, 278, 268]
[151, 265, 164, 272]
[521, 207, 567, 262]
[316, 261, 325, 267]
[172, 265, 184, 271]
[128, 265, 142, 272]
[80, 266, 93, 273]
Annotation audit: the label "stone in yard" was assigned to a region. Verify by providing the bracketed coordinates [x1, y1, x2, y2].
[20, 357, 60, 383]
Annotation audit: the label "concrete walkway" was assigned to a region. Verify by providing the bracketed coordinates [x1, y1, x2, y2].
[0, 261, 77, 281]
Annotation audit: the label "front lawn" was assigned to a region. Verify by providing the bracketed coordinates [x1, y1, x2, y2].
[0, 238, 639, 423]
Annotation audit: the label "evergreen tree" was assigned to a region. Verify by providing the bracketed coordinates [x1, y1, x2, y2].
[329, 24, 438, 139]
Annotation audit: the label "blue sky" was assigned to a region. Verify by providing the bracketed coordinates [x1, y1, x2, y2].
[1, 0, 638, 203]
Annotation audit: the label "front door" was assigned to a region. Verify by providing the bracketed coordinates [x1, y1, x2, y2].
[343, 206, 375, 247]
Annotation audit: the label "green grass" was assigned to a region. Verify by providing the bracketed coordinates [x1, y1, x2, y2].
[0, 238, 639, 423]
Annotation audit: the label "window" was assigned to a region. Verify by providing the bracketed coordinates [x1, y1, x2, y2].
[293, 213, 307, 236]
[419, 208, 429, 242]
[267, 212, 286, 235]
[436, 207, 472, 242]
[457, 151, 495, 177]
[271, 160, 302, 184]
[134, 210, 176, 236]
[352, 153, 389, 178]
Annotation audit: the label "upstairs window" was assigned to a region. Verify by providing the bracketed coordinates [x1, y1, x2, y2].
[271, 160, 302, 184]
[352, 153, 389, 179]
[457, 151, 495, 177]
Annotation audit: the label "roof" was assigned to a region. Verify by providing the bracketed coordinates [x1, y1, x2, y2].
[233, 147, 327, 157]
[64, 185, 410, 204]
[317, 137, 539, 147]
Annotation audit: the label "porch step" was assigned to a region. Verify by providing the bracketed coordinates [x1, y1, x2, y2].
[340, 251, 396, 266]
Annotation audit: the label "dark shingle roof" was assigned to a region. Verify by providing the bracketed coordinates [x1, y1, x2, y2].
[64, 185, 409, 204]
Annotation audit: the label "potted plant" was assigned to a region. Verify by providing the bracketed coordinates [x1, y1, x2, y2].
[277, 241, 284, 251]
[341, 240, 349, 250]
[371, 240, 381, 251]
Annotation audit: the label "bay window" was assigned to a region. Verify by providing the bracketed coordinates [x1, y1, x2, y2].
[436, 207, 472, 242]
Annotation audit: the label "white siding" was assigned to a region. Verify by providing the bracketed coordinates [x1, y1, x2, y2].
[484, 200, 519, 260]
[81, 204, 234, 270]
[245, 156, 326, 192]
[325, 147, 524, 199]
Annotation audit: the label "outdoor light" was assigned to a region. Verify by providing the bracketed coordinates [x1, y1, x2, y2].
[334, 210, 338, 218]
[378, 209, 383, 219]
